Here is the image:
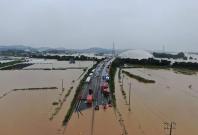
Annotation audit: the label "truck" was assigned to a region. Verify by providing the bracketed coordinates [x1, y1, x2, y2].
[86, 94, 93, 104]
[101, 82, 110, 96]
[85, 76, 91, 83]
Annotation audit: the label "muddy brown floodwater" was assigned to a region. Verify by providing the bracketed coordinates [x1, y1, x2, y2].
[64, 107, 122, 135]
[0, 68, 88, 135]
[65, 67, 198, 135]
[116, 68, 198, 135]
[24, 59, 94, 69]
[2, 60, 198, 135]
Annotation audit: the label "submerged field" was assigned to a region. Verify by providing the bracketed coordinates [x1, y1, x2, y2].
[115, 68, 198, 135]
[32, 64, 198, 135]
[24, 59, 94, 69]
[64, 107, 122, 135]
[0, 60, 93, 135]
[1, 58, 198, 135]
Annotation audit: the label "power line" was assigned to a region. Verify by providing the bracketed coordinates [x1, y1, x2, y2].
[62, 79, 64, 92]
[112, 41, 115, 57]
[128, 81, 131, 111]
[164, 121, 176, 135]
[163, 45, 165, 52]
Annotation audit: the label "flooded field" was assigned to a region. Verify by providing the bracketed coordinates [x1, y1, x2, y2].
[1, 59, 198, 135]
[116, 68, 198, 135]
[0, 60, 93, 135]
[64, 107, 122, 135]
[61, 66, 198, 135]
[64, 58, 123, 135]
[24, 59, 94, 69]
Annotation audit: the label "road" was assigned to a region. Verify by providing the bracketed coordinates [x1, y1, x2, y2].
[75, 58, 113, 112]
[71, 58, 114, 135]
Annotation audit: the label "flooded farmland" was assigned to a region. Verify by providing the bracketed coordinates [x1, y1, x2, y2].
[64, 107, 122, 135]
[55, 65, 198, 135]
[1, 59, 198, 135]
[0, 60, 93, 135]
[115, 68, 198, 135]
[24, 59, 94, 69]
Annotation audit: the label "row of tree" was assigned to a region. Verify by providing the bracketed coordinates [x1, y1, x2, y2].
[109, 58, 117, 107]
[114, 58, 198, 70]
[31, 54, 102, 62]
[172, 62, 198, 70]
[114, 58, 171, 67]
[153, 52, 187, 60]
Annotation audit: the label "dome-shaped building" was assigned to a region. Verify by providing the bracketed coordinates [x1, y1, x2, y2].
[119, 49, 153, 59]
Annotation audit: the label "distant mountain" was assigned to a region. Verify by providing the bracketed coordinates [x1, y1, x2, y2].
[0, 45, 36, 52]
[37, 47, 52, 52]
[0, 45, 120, 54]
[78, 47, 113, 54]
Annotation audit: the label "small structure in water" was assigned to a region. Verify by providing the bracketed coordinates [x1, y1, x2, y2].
[69, 58, 75, 64]
[95, 105, 99, 110]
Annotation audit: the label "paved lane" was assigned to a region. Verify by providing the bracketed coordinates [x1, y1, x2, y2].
[76, 58, 113, 112]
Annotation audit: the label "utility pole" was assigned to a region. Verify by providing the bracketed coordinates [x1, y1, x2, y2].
[62, 79, 64, 91]
[163, 45, 165, 53]
[128, 81, 131, 111]
[51, 63, 53, 70]
[164, 121, 176, 135]
[112, 41, 115, 57]
[122, 74, 124, 86]
[93, 57, 94, 66]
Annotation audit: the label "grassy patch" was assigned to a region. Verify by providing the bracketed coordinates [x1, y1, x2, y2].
[173, 68, 197, 75]
[123, 64, 170, 70]
[120, 85, 127, 102]
[50, 86, 73, 120]
[118, 68, 122, 82]
[65, 87, 73, 97]
[52, 102, 59, 106]
[76, 68, 88, 80]
[109, 60, 117, 108]
[122, 70, 155, 83]
[0, 60, 22, 68]
[13, 87, 58, 91]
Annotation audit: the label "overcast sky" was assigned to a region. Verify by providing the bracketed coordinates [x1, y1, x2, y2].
[0, 0, 197, 51]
